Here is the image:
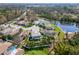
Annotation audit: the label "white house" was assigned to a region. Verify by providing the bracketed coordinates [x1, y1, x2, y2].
[29, 25, 41, 40]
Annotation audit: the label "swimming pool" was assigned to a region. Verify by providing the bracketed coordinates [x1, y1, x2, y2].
[8, 45, 17, 52]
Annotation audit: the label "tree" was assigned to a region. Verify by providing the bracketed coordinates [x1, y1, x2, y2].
[3, 35, 14, 41]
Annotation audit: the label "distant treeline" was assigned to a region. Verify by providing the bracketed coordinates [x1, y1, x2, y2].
[39, 13, 79, 23]
[0, 8, 23, 24]
[29, 7, 79, 23]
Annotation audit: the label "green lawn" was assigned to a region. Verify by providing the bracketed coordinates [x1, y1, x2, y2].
[24, 49, 48, 55]
[51, 24, 64, 41]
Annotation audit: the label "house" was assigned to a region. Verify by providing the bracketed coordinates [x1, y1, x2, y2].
[34, 19, 53, 29]
[0, 42, 24, 55]
[29, 25, 41, 40]
[34, 19, 47, 26]
[9, 28, 21, 36]
[0, 27, 12, 35]
[41, 29, 56, 37]
[19, 30, 30, 37]
[0, 42, 12, 55]
[16, 20, 26, 26]
[0, 27, 21, 36]
[65, 32, 75, 39]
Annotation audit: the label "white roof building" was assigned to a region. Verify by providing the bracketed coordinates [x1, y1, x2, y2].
[30, 25, 41, 40]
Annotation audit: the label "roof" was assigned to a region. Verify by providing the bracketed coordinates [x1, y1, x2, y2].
[0, 39, 3, 43]
[0, 27, 12, 35]
[31, 25, 41, 36]
[10, 28, 20, 36]
[0, 42, 12, 54]
[19, 30, 30, 37]
[15, 48, 24, 55]
[41, 29, 56, 36]
[0, 27, 20, 35]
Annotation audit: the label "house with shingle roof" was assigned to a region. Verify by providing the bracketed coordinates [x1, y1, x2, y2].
[0, 42, 12, 55]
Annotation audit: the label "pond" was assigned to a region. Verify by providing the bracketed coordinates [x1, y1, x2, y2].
[52, 21, 79, 32]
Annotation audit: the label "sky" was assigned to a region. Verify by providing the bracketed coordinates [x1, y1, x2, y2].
[0, 0, 79, 3]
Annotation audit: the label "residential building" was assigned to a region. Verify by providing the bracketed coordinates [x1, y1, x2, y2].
[9, 28, 21, 36]
[34, 19, 53, 29]
[19, 30, 30, 37]
[0, 42, 24, 55]
[29, 25, 41, 40]
[41, 29, 56, 37]
[0, 42, 12, 55]
[0, 27, 21, 36]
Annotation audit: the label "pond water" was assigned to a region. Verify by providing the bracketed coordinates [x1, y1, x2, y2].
[52, 21, 79, 32]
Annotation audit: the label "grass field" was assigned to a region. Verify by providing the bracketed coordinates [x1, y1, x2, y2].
[24, 48, 48, 55]
[51, 24, 64, 41]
